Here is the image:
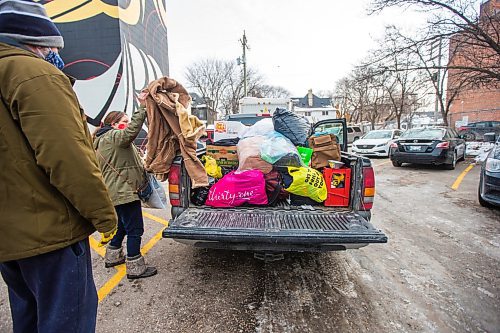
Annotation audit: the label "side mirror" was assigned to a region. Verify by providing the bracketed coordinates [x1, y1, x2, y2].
[393, 135, 400, 139]
[484, 132, 496, 143]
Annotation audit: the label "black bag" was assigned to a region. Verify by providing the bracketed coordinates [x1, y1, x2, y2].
[272, 108, 312, 146]
[264, 170, 288, 206]
[191, 176, 216, 206]
[289, 193, 322, 206]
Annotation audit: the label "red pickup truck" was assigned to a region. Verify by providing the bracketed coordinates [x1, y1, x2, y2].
[162, 119, 387, 258]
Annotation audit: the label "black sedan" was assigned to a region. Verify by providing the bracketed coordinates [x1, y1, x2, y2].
[479, 134, 500, 207]
[390, 127, 466, 170]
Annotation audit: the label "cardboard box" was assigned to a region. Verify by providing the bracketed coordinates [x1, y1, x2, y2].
[213, 121, 245, 142]
[206, 145, 239, 167]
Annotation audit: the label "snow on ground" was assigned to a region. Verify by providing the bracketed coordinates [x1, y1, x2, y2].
[466, 141, 495, 163]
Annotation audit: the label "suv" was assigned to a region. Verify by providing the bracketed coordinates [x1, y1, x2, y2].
[458, 121, 500, 141]
[347, 126, 363, 144]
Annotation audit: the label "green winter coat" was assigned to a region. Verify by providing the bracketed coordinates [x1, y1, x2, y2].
[0, 41, 117, 262]
[93, 108, 147, 206]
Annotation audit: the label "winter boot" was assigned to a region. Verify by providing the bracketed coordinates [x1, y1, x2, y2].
[126, 255, 157, 279]
[104, 245, 125, 268]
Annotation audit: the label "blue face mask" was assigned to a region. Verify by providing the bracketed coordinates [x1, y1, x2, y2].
[44, 50, 65, 70]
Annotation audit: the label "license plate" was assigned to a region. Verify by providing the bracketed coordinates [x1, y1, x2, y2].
[407, 145, 421, 151]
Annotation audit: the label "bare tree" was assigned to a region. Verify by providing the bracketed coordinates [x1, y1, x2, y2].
[369, 0, 500, 86]
[185, 58, 234, 117]
[248, 83, 290, 99]
[186, 59, 291, 117]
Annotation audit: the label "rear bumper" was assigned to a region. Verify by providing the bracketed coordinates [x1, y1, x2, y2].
[480, 172, 500, 206]
[353, 146, 389, 156]
[163, 208, 387, 253]
[390, 149, 449, 165]
[173, 239, 369, 252]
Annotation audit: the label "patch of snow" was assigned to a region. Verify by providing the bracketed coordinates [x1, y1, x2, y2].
[477, 287, 495, 298]
[466, 141, 494, 162]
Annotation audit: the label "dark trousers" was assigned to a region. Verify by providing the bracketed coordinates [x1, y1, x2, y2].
[0, 239, 97, 333]
[110, 200, 144, 257]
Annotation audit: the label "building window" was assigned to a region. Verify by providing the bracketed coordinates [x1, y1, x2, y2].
[322, 111, 329, 116]
[304, 111, 311, 116]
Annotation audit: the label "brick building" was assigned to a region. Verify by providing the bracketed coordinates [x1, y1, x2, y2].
[447, 0, 500, 127]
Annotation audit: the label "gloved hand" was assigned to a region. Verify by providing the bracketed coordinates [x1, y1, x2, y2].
[98, 227, 117, 247]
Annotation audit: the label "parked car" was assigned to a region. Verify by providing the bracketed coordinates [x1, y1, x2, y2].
[390, 127, 466, 170]
[478, 133, 500, 208]
[458, 121, 500, 141]
[352, 129, 402, 157]
[347, 125, 363, 144]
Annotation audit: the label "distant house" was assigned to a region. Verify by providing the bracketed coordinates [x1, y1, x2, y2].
[291, 89, 336, 123]
[189, 92, 215, 125]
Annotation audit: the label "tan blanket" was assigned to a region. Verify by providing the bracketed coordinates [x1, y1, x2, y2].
[144, 77, 208, 188]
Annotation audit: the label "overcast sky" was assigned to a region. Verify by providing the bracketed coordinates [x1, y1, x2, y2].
[166, 0, 429, 97]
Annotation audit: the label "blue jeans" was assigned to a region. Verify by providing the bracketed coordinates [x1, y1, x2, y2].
[0, 239, 98, 333]
[110, 200, 144, 257]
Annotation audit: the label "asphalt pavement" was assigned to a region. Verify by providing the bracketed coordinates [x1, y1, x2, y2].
[1, 157, 499, 333]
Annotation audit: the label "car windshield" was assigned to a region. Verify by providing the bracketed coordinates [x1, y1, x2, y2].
[400, 128, 445, 140]
[362, 130, 392, 139]
[313, 123, 344, 145]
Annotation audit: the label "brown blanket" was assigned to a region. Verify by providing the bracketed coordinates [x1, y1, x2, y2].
[144, 77, 208, 188]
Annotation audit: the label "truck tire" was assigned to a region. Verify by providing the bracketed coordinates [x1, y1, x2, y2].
[444, 152, 457, 170]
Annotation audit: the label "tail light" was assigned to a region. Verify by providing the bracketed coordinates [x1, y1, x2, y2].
[390, 142, 398, 149]
[360, 166, 375, 211]
[436, 141, 449, 149]
[168, 164, 181, 206]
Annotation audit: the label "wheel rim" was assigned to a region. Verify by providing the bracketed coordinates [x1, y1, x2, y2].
[453, 153, 457, 167]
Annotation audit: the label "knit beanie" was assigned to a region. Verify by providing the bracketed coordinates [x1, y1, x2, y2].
[0, 0, 64, 48]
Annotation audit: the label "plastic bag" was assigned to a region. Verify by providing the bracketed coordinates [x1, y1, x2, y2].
[205, 170, 268, 207]
[202, 155, 222, 179]
[237, 136, 272, 173]
[297, 146, 313, 166]
[272, 108, 312, 146]
[239, 118, 274, 138]
[260, 131, 303, 167]
[140, 173, 167, 209]
[284, 166, 327, 203]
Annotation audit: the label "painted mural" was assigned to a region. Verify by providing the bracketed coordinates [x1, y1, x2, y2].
[39, 0, 169, 126]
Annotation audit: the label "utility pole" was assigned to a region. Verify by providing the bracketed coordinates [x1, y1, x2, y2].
[239, 30, 249, 96]
[430, 37, 442, 123]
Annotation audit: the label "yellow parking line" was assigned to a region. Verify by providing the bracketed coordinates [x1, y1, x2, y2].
[140, 229, 163, 255]
[374, 160, 391, 167]
[143, 211, 169, 227]
[451, 164, 475, 190]
[98, 266, 126, 302]
[96, 230, 163, 302]
[88, 236, 105, 258]
[91, 212, 168, 302]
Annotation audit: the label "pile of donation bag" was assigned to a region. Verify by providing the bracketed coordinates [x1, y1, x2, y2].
[191, 108, 351, 208]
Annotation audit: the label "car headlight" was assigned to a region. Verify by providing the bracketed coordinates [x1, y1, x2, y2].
[376, 142, 388, 147]
[485, 157, 500, 172]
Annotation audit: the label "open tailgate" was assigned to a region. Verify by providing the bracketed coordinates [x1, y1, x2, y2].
[163, 207, 387, 252]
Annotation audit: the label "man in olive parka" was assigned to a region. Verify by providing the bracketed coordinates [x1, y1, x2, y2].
[0, 1, 117, 332]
